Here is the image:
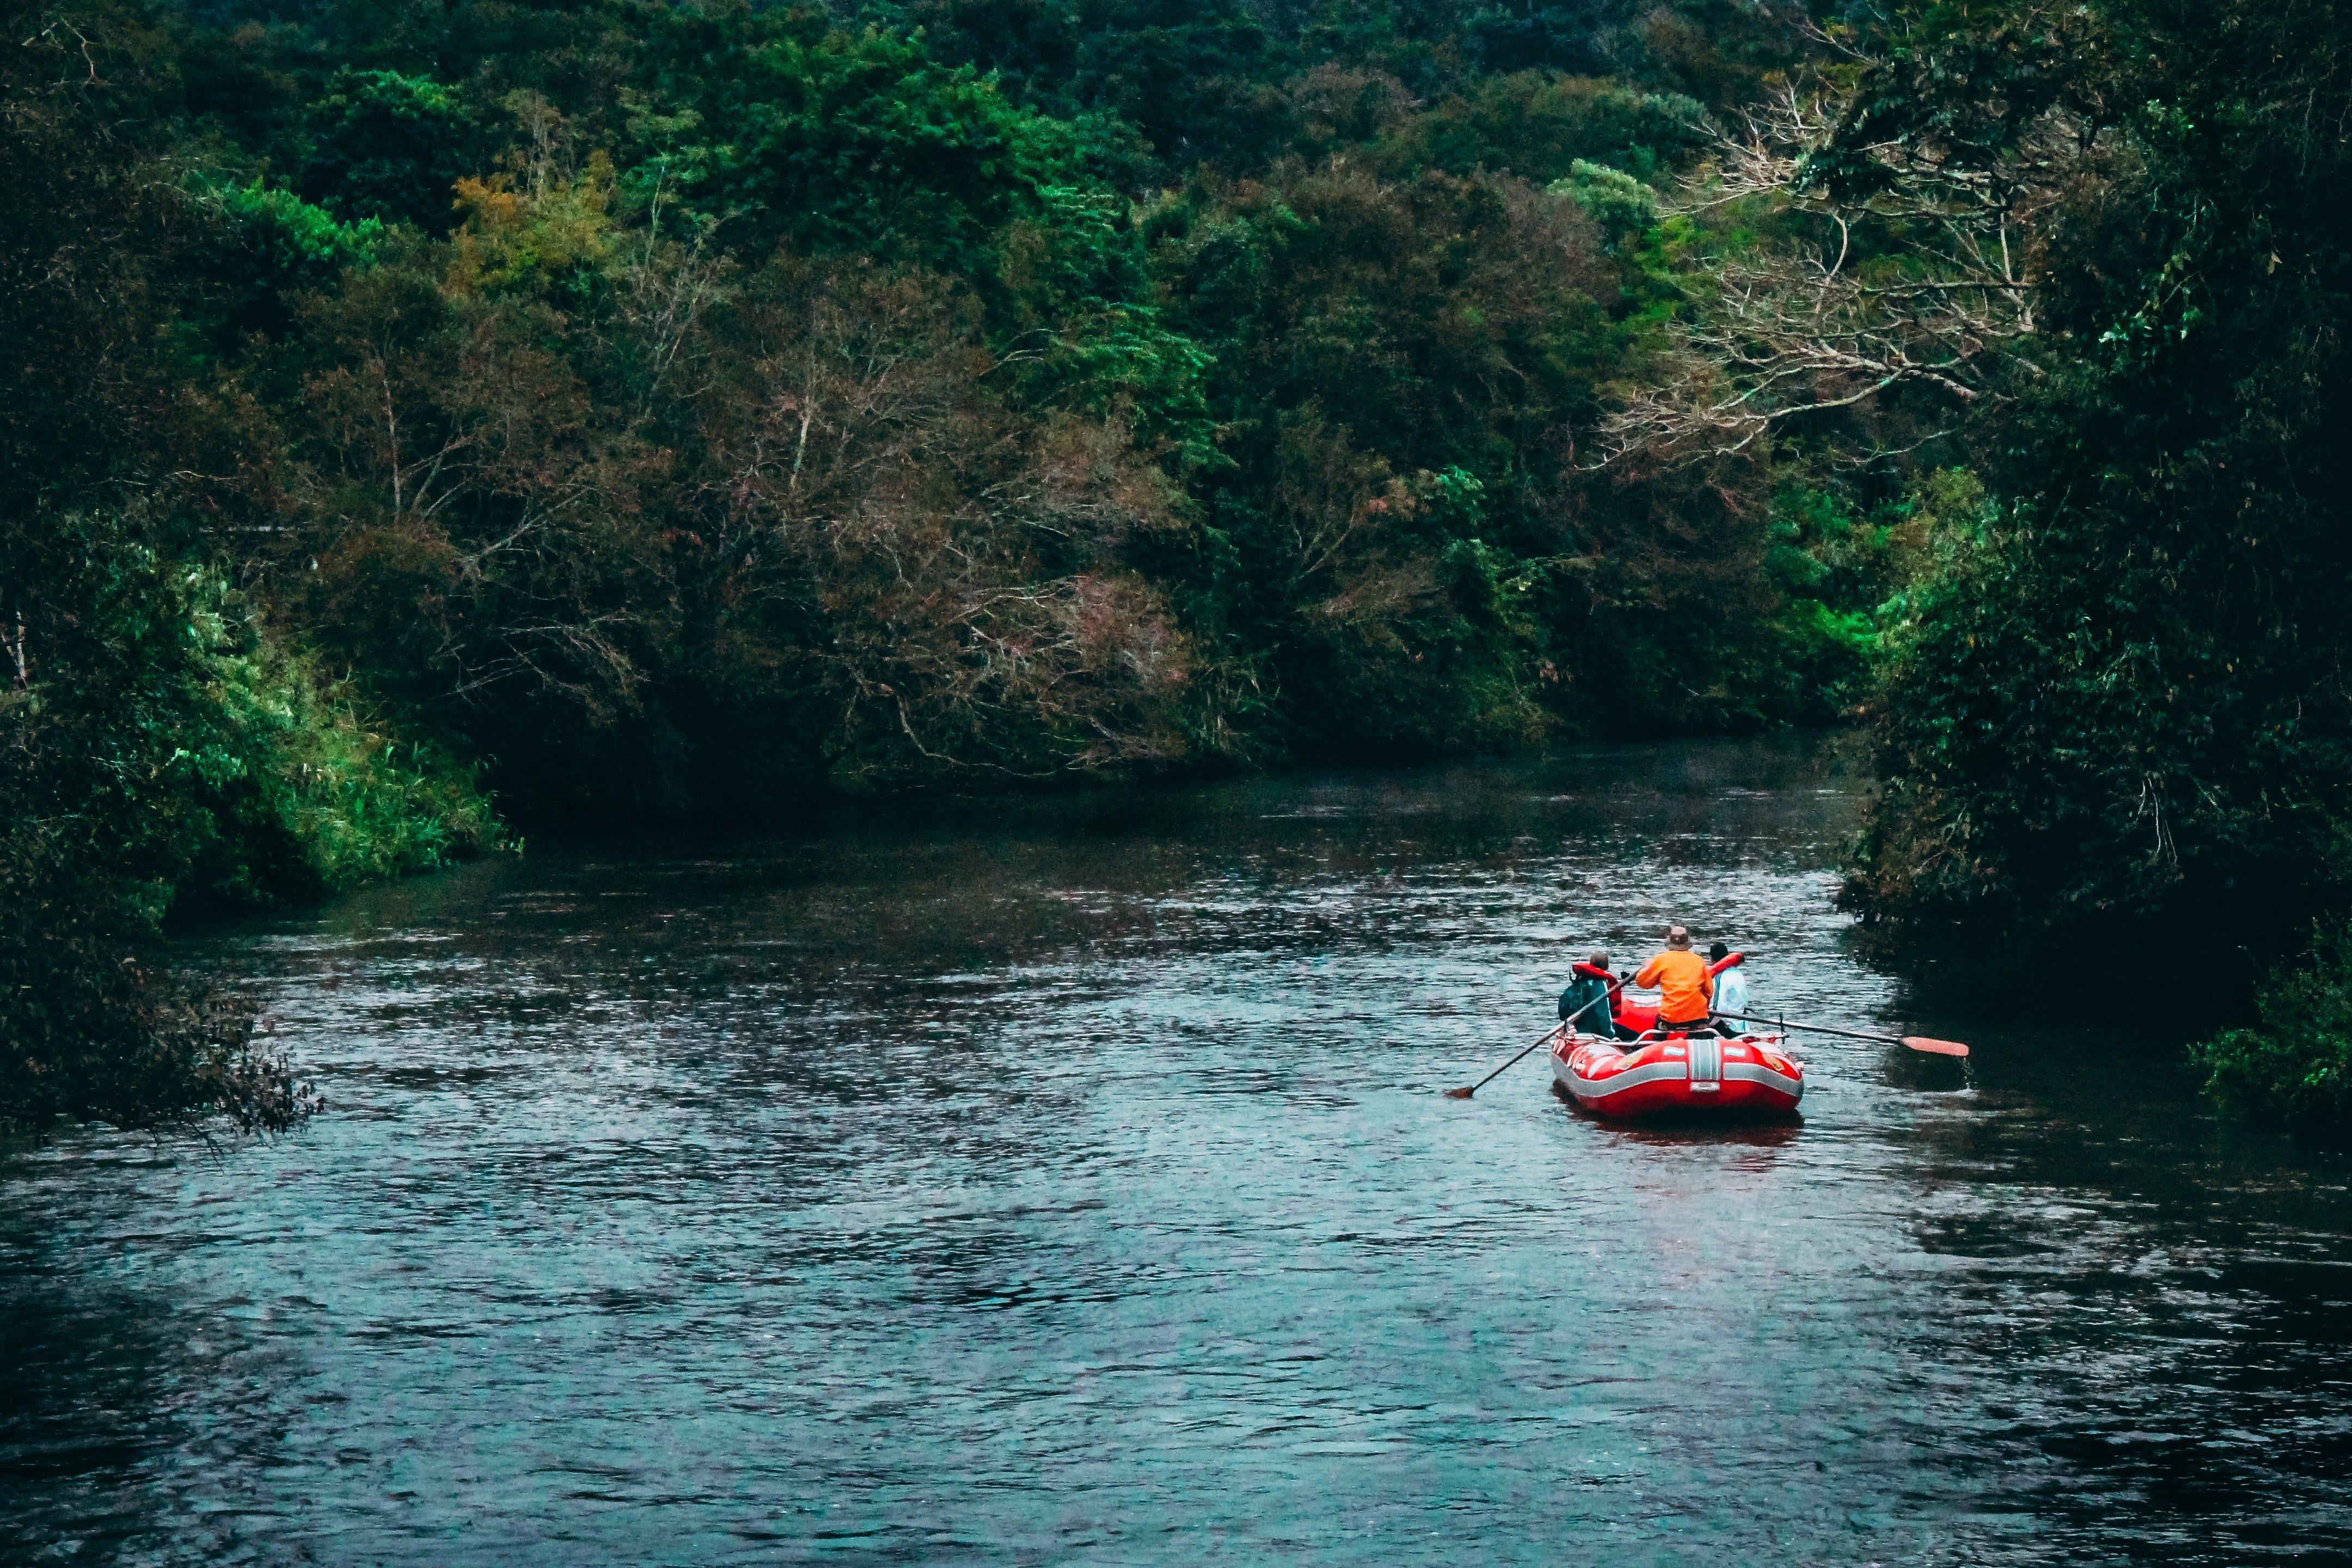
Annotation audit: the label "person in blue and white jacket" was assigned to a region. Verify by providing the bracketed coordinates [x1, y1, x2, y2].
[1708, 940, 1750, 1032]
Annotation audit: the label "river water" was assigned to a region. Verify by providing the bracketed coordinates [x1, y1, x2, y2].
[6, 738, 2351, 1565]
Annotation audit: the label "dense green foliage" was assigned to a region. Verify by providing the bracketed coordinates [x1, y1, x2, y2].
[2192, 920, 2352, 1124]
[16, 0, 2349, 1128]
[1656, 0, 2352, 1117]
[8, 0, 1891, 1129]
[3, 16, 493, 1133]
[1, 521, 490, 1133]
[1829, 0, 2352, 969]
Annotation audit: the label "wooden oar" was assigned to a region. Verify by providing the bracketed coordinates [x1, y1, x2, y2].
[1445, 989, 1612, 1099]
[1718, 1012, 1969, 1058]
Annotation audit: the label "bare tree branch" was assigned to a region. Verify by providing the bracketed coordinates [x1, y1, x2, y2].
[1600, 74, 2068, 466]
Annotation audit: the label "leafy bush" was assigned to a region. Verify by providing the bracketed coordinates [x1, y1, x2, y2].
[183, 573, 501, 901]
[2192, 921, 2352, 1124]
[298, 68, 479, 231]
[1, 517, 494, 1135]
[1378, 74, 1708, 185]
[215, 180, 386, 275]
[1553, 160, 1657, 243]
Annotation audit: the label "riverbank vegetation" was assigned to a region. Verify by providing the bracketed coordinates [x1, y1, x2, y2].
[3, 0, 1892, 1130]
[1818, 2, 2352, 979]
[1712, 0, 2352, 1117]
[2192, 920, 2352, 1125]
[5, 0, 2350, 1129]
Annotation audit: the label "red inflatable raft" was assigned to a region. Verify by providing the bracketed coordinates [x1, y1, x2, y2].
[1549, 953, 1804, 1119]
[1551, 1028, 1803, 1118]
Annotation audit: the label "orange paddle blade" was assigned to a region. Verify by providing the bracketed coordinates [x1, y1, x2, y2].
[1902, 1036, 1970, 1057]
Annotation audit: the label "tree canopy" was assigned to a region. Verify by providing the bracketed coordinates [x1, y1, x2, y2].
[10, 0, 2352, 1129]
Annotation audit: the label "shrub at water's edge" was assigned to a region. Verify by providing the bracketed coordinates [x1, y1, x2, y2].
[0, 528, 495, 1138]
[2191, 921, 2352, 1125]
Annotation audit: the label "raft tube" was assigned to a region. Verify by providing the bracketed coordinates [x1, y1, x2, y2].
[1551, 1026, 1803, 1119]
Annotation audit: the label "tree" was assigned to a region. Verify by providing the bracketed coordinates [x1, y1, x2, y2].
[1609, 0, 2352, 957]
[298, 69, 480, 232]
[1, 4, 486, 1135]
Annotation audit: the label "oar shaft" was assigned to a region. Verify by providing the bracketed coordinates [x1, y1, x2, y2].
[1717, 1012, 1902, 1048]
[1461, 988, 1613, 1094]
[1462, 1025, 1564, 1095]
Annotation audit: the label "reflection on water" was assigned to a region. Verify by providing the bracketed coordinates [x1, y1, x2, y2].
[5, 737, 2351, 1564]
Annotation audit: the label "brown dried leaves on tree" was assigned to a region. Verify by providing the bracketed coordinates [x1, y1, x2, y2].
[274, 196, 1202, 788]
[1603, 69, 2067, 466]
[690, 264, 1200, 781]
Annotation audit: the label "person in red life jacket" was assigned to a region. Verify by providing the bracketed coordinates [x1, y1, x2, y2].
[1634, 924, 1714, 1034]
[1558, 950, 1632, 1039]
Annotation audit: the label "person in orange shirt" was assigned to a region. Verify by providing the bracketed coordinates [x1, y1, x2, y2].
[1634, 924, 1715, 1033]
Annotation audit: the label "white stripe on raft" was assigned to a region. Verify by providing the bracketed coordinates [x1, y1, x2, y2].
[1562, 1060, 1690, 1098]
[1720, 1061, 1802, 1094]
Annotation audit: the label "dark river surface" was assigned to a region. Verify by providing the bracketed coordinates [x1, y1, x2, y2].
[7, 737, 2352, 1565]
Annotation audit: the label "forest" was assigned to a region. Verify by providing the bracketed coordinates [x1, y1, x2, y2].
[4, 0, 2349, 1132]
